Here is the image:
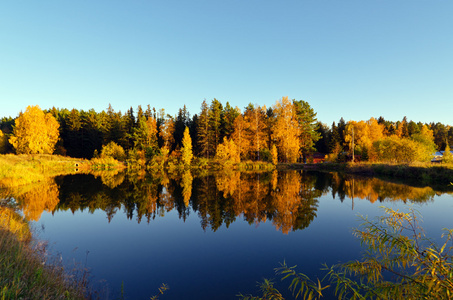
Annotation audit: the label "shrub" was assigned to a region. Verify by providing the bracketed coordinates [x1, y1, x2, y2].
[100, 142, 127, 161]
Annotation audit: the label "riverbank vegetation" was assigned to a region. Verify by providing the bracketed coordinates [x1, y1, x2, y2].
[0, 154, 87, 188]
[239, 207, 453, 300]
[0, 226, 87, 299]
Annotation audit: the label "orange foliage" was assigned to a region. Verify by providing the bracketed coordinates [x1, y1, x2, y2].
[9, 105, 59, 154]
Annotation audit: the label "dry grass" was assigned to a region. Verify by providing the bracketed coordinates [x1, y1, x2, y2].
[0, 228, 88, 300]
[0, 154, 88, 188]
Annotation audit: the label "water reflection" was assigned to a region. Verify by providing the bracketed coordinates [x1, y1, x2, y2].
[0, 170, 446, 234]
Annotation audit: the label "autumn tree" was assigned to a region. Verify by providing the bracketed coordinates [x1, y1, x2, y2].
[270, 144, 278, 165]
[344, 118, 384, 161]
[100, 141, 127, 161]
[181, 126, 193, 167]
[159, 114, 175, 151]
[244, 104, 268, 160]
[272, 96, 300, 163]
[9, 105, 60, 154]
[231, 113, 250, 160]
[443, 143, 453, 163]
[215, 137, 240, 164]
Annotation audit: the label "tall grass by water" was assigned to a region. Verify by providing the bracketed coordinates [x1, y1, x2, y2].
[0, 228, 88, 300]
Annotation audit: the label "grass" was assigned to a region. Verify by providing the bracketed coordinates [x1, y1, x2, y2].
[0, 154, 88, 188]
[0, 228, 88, 300]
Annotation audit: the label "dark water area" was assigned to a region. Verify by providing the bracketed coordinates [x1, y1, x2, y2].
[2, 170, 453, 299]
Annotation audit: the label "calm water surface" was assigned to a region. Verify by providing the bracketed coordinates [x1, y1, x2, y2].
[3, 170, 453, 299]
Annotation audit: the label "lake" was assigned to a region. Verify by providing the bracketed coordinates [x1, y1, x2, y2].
[3, 170, 453, 299]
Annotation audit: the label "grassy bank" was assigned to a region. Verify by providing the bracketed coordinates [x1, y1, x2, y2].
[0, 154, 89, 188]
[0, 228, 87, 299]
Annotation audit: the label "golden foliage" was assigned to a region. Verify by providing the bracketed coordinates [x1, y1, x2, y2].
[100, 141, 127, 161]
[159, 116, 175, 149]
[271, 144, 278, 165]
[232, 114, 250, 159]
[216, 137, 240, 164]
[9, 105, 59, 154]
[244, 105, 268, 160]
[344, 118, 384, 158]
[181, 126, 193, 166]
[272, 96, 300, 163]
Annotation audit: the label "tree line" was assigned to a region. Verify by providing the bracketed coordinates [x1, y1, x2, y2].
[0, 97, 320, 164]
[315, 116, 453, 163]
[1, 98, 452, 164]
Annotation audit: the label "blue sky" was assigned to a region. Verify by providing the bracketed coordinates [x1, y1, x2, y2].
[1, 1, 452, 126]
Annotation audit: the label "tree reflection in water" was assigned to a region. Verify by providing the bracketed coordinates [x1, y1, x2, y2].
[0, 170, 444, 234]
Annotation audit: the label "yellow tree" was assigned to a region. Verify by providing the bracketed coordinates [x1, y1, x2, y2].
[181, 126, 193, 167]
[345, 118, 384, 160]
[272, 96, 300, 163]
[244, 104, 268, 160]
[0, 130, 8, 153]
[216, 136, 240, 163]
[159, 115, 175, 150]
[271, 144, 278, 165]
[9, 105, 59, 154]
[232, 113, 250, 159]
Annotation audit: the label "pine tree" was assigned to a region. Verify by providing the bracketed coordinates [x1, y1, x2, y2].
[209, 98, 224, 155]
[197, 100, 211, 158]
[293, 100, 320, 159]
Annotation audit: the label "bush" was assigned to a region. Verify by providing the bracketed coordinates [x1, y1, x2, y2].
[100, 142, 127, 161]
[370, 136, 434, 163]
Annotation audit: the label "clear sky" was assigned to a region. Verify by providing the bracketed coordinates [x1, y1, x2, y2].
[1, 1, 452, 126]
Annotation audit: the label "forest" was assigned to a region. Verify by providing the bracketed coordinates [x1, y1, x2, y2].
[1, 96, 452, 166]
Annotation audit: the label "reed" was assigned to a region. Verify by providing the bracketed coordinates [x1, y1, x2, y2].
[0, 228, 88, 300]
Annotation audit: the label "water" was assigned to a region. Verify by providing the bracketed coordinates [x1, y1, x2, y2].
[3, 170, 453, 299]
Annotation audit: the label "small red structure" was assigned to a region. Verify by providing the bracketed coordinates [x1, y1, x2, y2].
[310, 153, 326, 164]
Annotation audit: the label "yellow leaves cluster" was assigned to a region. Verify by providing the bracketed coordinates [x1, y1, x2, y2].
[181, 127, 193, 166]
[9, 105, 59, 154]
[344, 118, 384, 156]
[216, 137, 240, 163]
[272, 96, 300, 163]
